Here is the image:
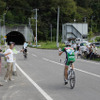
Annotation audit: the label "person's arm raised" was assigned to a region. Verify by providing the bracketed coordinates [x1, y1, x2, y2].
[4, 52, 11, 56]
[58, 48, 63, 56]
[59, 51, 63, 56]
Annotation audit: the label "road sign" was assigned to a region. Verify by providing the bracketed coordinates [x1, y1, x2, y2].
[4, 36, 7, 39]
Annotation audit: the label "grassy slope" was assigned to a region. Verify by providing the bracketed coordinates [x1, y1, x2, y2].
[29, 41, 65, 49]
[38, 42, 65, 49]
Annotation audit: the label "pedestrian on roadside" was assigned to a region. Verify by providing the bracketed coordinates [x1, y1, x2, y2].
[86, 45, 90, 59]
[73, 43, 77, 51]
[77, 48, 82, 59]
[0, 50, 11, 86]
[77, 43, 80, 51]
[4, 42, 23, 82]
[92, 44, 97, 59]
[89, 44, 93, 59]
[4, 42, 15, 82]
[34, 36, 36, 45]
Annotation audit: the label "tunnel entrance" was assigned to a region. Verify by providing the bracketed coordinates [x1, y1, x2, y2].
[6, 31, 25, 45]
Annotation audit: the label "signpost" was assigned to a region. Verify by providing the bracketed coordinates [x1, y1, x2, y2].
[4, 35, 7, 45]
[4, 36, 7, 39]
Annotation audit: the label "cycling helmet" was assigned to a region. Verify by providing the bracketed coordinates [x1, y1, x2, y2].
[66, 42, 71, 47]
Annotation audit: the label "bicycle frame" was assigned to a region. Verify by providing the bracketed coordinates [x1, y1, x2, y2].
[67, 63, 73, 79]
[64, 62, 76, 89]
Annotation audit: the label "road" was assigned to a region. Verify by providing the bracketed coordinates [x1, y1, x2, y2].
[0, 46, 100, 100]
[97, 48, 100, 54]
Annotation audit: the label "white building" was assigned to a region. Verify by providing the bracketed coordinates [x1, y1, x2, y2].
[62, 23, 88, 42]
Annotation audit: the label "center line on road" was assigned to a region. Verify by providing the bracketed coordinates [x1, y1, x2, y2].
[32, 54, 37, 57]
[42, 57, 100, 78]
[28, 52, 37, 57]
[77, 59, 100, 65]
[15, 63, 53, 100]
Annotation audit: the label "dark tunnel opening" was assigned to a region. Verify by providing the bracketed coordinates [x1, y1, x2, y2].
[6, 31, 25, 45]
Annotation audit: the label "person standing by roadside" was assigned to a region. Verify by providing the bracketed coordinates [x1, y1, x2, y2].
[34, 36, 36, 44]
[77, 48, 82, 59]
[77, 43, 80, 51]
[0, 52, 11, 86]
[89, 44, 93, 59]
[93, 44, 97, 54]
[92, 44, 97, 59]
[73, 43, 77, 51]
[4, 42, 15, 82]
[86, 45, 90, 59]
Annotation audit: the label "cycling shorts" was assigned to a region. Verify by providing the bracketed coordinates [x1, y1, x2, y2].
[24, 49, 27, 52]
[65, 59, 70, 66]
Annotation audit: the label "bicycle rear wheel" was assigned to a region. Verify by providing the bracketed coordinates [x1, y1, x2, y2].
[23, 51, 27, 59]
[69, 70, 76, 89]
[25, 53, 27, 58]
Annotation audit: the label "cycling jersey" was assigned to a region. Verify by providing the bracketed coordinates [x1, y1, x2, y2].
[23, 42, 28, 49]
[62, 47, 75, 65]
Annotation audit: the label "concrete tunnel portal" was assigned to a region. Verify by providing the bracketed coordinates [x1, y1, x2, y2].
[6, 31, 25, 45]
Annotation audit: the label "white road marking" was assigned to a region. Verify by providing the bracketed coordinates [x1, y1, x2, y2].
[9, 85, 16, 89]
[15, 63, 53, 100]
[77, 59, 100, 65]
[32, 54, 37, 57]
[10, 90, 20, 98]
[42, 58, 100, 78]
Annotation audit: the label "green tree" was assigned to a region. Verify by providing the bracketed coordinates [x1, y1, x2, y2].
[88, 31, 94, 41]
[76, 6, 93, 22]
[90, 1, 100, 32]
[6, 11, 14, 24]
[74, 0, 91, 8]
[1, 0, 100, 41]
[0, 0, 6, 15]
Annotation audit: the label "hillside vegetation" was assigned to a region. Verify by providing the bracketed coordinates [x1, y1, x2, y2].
[0, 0, 100, 41]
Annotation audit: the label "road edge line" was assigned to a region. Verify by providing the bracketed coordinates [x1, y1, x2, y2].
[15, 63, 53, 100]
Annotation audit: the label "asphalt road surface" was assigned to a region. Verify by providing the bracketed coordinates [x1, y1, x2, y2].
[0, 46, 100, 100]
[97, 48, 100, 54]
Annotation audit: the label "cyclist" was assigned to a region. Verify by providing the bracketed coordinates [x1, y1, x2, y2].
[23, 41, 28, 55]
[59, 43, 75, 85]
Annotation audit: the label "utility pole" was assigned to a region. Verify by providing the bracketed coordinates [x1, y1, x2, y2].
[29, 18, 31, 28]
[84, 17, 87, 23]
[36, 9, 38, 47]
[56, 6, 60, 47]
[3, 7, 9, 27]
[3, 13, 6, 26]
[32, 9, 39, 47]
[91, 16, 95, 32]
[50, 24, 52, 42]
